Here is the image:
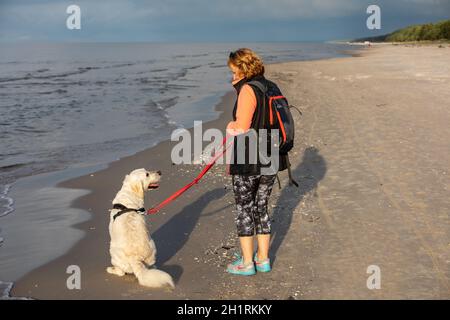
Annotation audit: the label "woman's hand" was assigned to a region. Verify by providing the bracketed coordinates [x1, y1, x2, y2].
[226, 122, 246, 136]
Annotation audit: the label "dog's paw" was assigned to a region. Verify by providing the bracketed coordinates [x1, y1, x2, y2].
[107, 266, 125, 276]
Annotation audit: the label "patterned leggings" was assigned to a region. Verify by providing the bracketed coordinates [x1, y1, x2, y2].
[232, 174, 276, 237]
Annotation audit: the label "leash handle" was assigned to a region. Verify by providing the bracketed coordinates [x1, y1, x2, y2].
[147, 135, 232, 215]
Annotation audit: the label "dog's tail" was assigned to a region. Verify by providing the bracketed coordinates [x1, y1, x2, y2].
[131, 261, 174, 289]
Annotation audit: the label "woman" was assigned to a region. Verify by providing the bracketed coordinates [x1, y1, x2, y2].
[225, 48, 287, 276]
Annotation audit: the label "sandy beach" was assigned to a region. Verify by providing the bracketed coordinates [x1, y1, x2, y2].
[8, 44, 450, 299]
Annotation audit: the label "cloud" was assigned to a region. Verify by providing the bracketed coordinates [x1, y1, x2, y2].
[0, 0, 448, 41]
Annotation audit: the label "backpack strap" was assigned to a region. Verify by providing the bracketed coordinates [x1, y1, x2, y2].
[286, 154, 299, 187]
[289, 105, 303, 117]
[276, 173, 281, 189]
[247, 80, 267, 94]
[274, 156, 298, 188]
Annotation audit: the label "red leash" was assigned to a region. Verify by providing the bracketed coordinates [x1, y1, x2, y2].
[146, 135, 232, 215]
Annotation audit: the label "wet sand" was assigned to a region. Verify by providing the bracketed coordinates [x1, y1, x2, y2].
[11, 44, 450, 299]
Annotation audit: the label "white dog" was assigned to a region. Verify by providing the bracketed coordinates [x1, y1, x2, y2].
[107, 168, 174, 289]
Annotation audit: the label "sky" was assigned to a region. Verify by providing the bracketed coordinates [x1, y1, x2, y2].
[0, 0, 449, 42]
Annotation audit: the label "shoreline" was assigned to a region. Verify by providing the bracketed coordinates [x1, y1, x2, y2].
[7, 43, 450, 299]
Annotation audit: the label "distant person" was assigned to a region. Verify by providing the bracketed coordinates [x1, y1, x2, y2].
[225, 48, 288, 276]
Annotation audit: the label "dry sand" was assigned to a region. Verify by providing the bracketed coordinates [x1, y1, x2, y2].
[11, 44, 450, 299]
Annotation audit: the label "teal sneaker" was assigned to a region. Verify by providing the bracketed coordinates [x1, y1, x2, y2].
[226, 254, 256, 276]
[254, 253, 271, 273]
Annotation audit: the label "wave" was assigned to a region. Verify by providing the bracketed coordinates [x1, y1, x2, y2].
[0, 163, 29, 171]
[186, 65, 202, 70]
[0, 281, 31, 300]
[35, 68, 50, 73]
[0, 184, 14, 218]
[103, 62, 135, 69]
[209, 64, 226, 68]
[0, 282, 13, 299]
[36, 89, 68, 95]
[13, 126, 49, 134]
[149, 68, 169, 73]
[0, 66, 100, 83]
[157, 97, 179, 109]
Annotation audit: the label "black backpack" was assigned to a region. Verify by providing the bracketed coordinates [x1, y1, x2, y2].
[248, 79, 302, 187]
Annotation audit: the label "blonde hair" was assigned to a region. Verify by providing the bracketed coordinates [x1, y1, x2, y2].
[227, 48, 265, 79]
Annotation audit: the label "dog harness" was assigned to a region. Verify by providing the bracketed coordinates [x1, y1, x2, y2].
[112, 203, 146, 221]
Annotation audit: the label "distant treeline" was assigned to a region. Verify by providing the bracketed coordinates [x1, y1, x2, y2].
[355, 19, 450, 42]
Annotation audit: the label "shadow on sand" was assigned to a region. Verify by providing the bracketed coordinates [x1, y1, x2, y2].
[153, 146, 326, 281]
[270, 146, 327, 264]
[152, 187, 227, 281]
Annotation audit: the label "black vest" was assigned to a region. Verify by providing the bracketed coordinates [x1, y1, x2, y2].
[229, 75, 288, 176]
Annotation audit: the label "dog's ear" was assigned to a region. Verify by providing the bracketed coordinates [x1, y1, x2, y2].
[123, 174, 142, 194]
[128, 177, 144, 199]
